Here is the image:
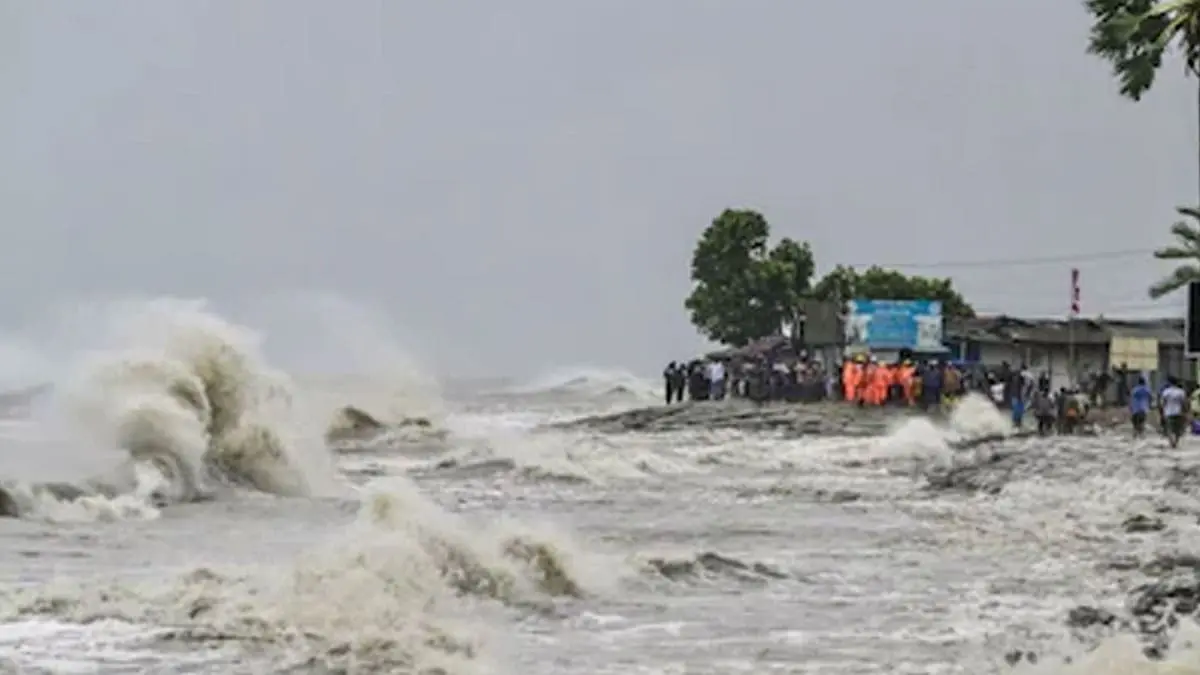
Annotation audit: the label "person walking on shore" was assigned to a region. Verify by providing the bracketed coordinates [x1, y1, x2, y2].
[1129, 376, 1152, 439]
[1160, 377, 1188, 448]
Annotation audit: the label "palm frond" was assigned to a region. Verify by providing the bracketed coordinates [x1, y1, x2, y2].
[1168, 218, 1200, 247]
[1154, 245, 1200, 259]
[1148, 263, 1200, 298]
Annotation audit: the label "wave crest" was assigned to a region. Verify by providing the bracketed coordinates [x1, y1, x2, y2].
[1, 298, 336, 520]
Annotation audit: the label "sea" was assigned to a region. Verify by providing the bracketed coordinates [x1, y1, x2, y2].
[0, 297, 1198, 674]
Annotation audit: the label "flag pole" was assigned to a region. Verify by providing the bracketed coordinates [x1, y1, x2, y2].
[1068, 317, 1075, 386]
[1069, 268, 1080, 387]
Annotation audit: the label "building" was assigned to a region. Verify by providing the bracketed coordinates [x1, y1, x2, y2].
[944, 315, 1189, 389]
[701, 306, 1192, 390]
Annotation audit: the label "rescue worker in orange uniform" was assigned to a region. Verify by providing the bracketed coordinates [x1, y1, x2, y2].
[877, 363, 893, 405]
[852, 355, 868, 404]
[861, 359, 877, 404]
[899, 360, 917, 406]
[842, 359, 858, 402]
[870, 359, 890, 405]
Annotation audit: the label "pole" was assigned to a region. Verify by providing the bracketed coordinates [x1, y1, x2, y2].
[1069, 268, 1080, 387]
[1068, 317, 1075, 387]
[1192, 81, 1199, 382]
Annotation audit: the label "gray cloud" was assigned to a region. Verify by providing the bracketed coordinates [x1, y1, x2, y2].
[3, 0, 1195, 377]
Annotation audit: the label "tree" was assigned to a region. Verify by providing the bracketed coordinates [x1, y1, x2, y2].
[810, 265, 858, 308]
[764, 237, 816, 335]
[1085, 0, 1200, 101]
[1149, 206, 1200, 297]
[684, 210, 815, 346]
[810, 265, 976, 318]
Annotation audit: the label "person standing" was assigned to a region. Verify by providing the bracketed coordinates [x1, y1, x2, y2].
[1031, 387, 1056, 436]
[920, 361, 943, 411]
[671, 363, 686, 402]
[1010, 381, 1027, 428]
[1129, 376, 1152, 439]
[1160, 377, 1189, 447]
[707, 359, 727, 401]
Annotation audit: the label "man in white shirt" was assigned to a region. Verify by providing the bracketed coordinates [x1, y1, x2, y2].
[1160, 377, 1189, 443]
[707, 360, 726, 401]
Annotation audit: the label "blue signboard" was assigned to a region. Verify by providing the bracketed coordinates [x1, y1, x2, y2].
[844, 299, 944, 351]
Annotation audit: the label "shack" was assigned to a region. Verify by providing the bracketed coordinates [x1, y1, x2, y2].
[943, 315, 1188, 390]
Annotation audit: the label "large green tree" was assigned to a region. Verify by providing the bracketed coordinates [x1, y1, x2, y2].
[1149, 206, 1200, 297]
[811, 265, 976, 318]
[684, 209, 815, 346]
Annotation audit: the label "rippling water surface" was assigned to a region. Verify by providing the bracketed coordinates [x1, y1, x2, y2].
[2, 302, 1200, 674]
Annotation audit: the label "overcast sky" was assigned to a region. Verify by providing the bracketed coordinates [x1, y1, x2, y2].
[3, 1, 1197, 378]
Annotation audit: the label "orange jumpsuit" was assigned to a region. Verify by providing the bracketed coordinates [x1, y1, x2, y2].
[870, 364, 890, 405]
[842, 361, 858, 401]
[899, 364, 916, 405]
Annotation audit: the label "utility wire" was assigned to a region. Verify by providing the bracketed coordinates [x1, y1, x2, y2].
[843, 248, 1156, 270]
[971, 300, 1178, 316]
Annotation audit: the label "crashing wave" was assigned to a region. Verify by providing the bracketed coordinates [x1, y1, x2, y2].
[0, 299, 334, 519]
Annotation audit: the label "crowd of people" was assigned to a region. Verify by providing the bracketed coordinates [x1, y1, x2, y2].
[660, 353, 1175, 437]
[663, 354, 1013, 409]
[661, 358, 831, 404]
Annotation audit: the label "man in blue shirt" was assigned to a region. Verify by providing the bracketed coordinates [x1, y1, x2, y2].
[1129, 376, 1152, 439]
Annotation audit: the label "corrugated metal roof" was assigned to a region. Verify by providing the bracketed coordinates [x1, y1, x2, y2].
[1105, 320, 1185, 346]
[945, 316, 1184, 347]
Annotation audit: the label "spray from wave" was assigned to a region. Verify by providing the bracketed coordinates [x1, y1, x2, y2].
[0, 298, 340, 521]
[871, 392, 1014, 464]
[0, 295, 620, 672]
[245, 292, 450, 452]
